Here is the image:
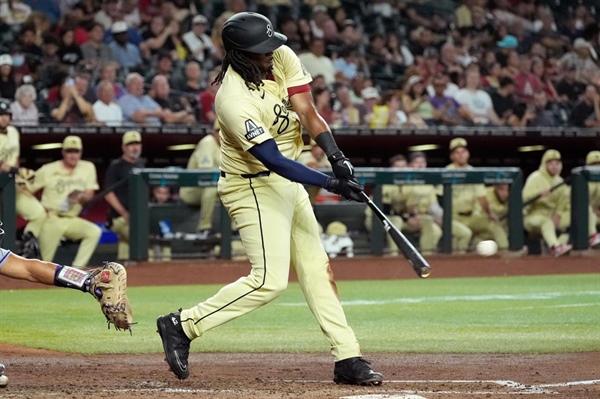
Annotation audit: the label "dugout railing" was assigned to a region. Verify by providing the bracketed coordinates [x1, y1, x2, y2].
[570, 166, 600, 250]
[124, 167, 524, 260]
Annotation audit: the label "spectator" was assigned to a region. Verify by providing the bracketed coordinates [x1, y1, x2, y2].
[278, 16, 304, 53]
[0, 0, 32, 28]
[0, 54, 17, 100]
[93, 79, 123, 126]
[22, 0, 60, 24]
[150, 185, 175, 204]
[80, 22, 115, 73]
[182, 14, 214, 65]
[118, 72, 162, 126]
[360, 86, 379, 125]
[455, 66, 502, 125]
[199, 68, 220, 124]
[555, 63, 586, 105]
[30, 135, 102, 268]
[57, 28, 83, 68]
[370, 89, 409, 129]
[365, 33, 394, 82]
[10, 84, 38, 126]
[500, 48, 520, 77]
[430, 73, 470, 126]
[490, 76, 516, 124]
[312, 86, 338, 125]
[402, 75, 435, 126]
[17, 24, 43, 75]
[104, 130, 145, 261]
[512, 54, 543, 103]
[332, 45, 361, 83]
[93, 0, 119, 30]
[338, 18, 362, 49]
[481, 61, 502, 91]
[559, 38, 600, 85]
[95, 60, 126, 100]
[298, 37, 335, 85]
[522, 149, 572, 257]
[528, 90, 559, 127]
[140, 15, 178, 60]
[50, 74, 95, 124]
[419, 46, 443, 87]
[570, 84, 600, 128]
[148, 74, 195, 124]
[144, 50, 173, 85]
[178, 121, 220, 238]
[531, 57, 558, 101]
[107, 21, 143, 73]
[172, 60, 203, 120]
[332, 83, 366, 126]
[139, 0, 162, 26]
[348, 73, 369, 104]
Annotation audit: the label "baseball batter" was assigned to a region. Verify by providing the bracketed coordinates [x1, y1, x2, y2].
[179, 120, 221, 237]
[29, 136, 101, 267]
[157, 12, 383, 386]
[585, 151, 600, 248]
[0, 100, 46, 242]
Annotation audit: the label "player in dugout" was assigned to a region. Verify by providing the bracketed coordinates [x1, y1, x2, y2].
[157, 12, 383, 386]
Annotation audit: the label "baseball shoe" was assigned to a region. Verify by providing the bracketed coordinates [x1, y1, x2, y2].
[333, 357, 383, 386]
[156, 311, 191, 380]
[589, 233, 600, 248]
[551, 243, 572, 257]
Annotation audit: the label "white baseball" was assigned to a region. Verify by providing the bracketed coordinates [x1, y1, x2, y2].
[476, 240, 498, 257]
[0, 374, 8, 388]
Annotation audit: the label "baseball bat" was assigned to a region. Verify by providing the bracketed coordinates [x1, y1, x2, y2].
[499, 179, 568, 221]
[359, 191, 432, 278]
[82, 176, 130, 212]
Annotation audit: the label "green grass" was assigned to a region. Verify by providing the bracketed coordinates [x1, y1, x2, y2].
[0, 274, 598, 355]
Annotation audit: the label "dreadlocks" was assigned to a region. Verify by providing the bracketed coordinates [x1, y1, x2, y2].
[213, 49, 265, 91]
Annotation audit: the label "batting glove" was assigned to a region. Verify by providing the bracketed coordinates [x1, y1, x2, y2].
[326, 177, 364, 202]
[330, 151, 356, 180]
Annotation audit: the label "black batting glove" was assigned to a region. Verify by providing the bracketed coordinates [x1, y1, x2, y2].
[329, 151, 356, 180]
[325, 177, 364, 202]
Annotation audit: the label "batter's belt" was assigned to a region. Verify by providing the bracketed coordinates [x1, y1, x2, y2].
[220, 170, 271, 178]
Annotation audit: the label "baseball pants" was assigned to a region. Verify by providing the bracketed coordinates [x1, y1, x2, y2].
[181, 173, 361, 361]
[179, 186, 218, 231]
[15, 189, 47, 237]
[455, 213, 509, 250]
[39, 213, 101, 267]
[524, 213, 569, 248]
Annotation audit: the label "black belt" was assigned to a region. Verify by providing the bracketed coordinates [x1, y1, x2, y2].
[458, 211, 472, 216]
[220, 170, 270, 178]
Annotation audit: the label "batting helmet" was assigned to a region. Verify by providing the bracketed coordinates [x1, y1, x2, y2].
[0, 100, 11, 116]
[221, 12, 287, 53]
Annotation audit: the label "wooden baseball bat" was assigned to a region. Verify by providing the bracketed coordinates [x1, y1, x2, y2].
[359, 191, 432, 278]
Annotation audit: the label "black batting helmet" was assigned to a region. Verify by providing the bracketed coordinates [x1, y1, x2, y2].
[221, 12, 287, 53]
[0, 100, 11, 116]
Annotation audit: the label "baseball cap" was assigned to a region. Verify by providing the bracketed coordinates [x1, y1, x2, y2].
[361, 87, 379, 100]
[573, 38, 598, 60]
[123, 130, 141, 145]
[63, 135, 83, 150]
[449, 137, 467, 151]
[111, 21, 128, 34]
[496, 35, 518, 49]
[193, 14, 208, 24]
[407, 75, 421, 87]
[0, 54, 13, 66]
[0, 100, 11, 115]
[586, 150, 600, 165]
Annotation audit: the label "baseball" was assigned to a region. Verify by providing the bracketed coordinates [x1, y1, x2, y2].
[476, 240, 498, 256]
[0, 374, 8, 388]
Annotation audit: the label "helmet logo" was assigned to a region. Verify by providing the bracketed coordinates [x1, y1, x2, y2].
[266, 24, 273, 37]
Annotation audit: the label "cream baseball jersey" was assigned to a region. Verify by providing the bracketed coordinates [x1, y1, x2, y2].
[437, 163, 486, 214]
[188, 134, 220, 169]
[0, 126, 20, 166]
[0, 247, 10, 268]
[31, 160, 99, 216]
[216, 45, 312, 175]
[403, 185, 438, 214]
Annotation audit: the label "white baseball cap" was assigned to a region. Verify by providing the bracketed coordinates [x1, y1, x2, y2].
[111, 21, 128, 34]
[361, 87, 379, 100]
[0, 54, 13, 66]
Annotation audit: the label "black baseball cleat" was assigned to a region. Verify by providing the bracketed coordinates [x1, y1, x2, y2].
[333, 357, 384, 386]
[156, 311, 192, 380]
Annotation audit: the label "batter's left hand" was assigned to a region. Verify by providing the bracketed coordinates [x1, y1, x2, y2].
[330, 152, 355, 179]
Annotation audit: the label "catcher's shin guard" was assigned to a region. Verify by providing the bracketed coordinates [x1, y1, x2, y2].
[157, 311, 191, 380]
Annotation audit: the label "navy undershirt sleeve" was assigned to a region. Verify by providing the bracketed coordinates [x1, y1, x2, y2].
[248, 139, 330, 188]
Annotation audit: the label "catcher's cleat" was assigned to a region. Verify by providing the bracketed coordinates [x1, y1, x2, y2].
[157, 311, 191, 380]
[333, 357, 383, 386]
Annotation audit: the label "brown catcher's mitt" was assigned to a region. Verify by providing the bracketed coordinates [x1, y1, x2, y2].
[88, 262, 134, 334]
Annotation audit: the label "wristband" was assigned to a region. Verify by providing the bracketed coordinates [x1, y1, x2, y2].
[314, 131, 345, 160]
[54, 265, 90, 292]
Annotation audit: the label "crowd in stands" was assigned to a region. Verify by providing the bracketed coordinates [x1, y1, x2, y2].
[0, 0, 598, 130]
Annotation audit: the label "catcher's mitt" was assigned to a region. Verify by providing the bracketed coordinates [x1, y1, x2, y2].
[88, 262, 134, 334]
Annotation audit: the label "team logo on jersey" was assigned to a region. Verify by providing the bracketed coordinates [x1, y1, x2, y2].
[244, 119, 265, 140]
[266, 24, 273, 37]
